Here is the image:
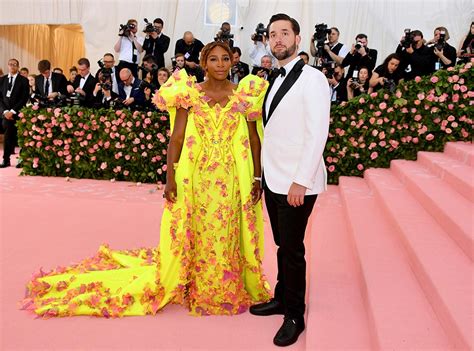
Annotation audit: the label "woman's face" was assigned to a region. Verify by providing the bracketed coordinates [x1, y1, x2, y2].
[471, 23, 474, 35]
[387, 58, 400, 74]
[205, 46, 232, 81]
[28, 76, 35, 87]
[358, 68, 369, 82]
[70, 70, 77, 81]
[158, 71, 169, 86]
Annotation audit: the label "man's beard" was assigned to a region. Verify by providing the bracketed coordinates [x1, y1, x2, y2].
[271, 43, 297, 60]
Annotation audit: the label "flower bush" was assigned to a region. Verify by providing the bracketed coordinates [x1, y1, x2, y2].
[17, 62, 472, 185]
[325, 61, 473, 184]
[17, 106, 170, 183]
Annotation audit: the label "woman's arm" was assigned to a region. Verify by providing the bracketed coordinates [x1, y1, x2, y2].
[164, 107, 188, 202]
[247, 120, 262, 204]
[369, 71, 382, 88]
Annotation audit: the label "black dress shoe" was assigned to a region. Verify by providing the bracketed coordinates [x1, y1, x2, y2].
[273, 317, 305, 347]
[0, 161, 11, 168]
[15, 161, 22, 168]
[249, 299, 285, 316]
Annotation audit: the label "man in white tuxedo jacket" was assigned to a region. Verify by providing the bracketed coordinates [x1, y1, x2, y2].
[249, 14, 330, 347]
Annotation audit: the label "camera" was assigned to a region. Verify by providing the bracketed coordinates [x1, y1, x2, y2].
[97, 59, 113, 81]
[119, 23, 135, 37]
[138, 79, 157, 92]
[70, 92, 84, 106]
[383, 78, 397, 93]
[138, 63, 158, 74]
[254, 66, 272, 75]
[350, 69, 359, 89]
[354, 41, 365, 50]
[313, 23, 332, 58]
[435, 30, 446, 51]
[253, 23, 267, 42]
[321, 61, 335, 79]
[231, 62, 245, 76]
[143, 18, 156, 34]
[401, 28, 414, 49]
[215, 28, 234, 42]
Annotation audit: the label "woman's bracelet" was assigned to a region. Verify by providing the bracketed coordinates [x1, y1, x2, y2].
[254, 176, 262, 182]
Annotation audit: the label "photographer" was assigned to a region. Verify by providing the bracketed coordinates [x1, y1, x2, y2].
[299, 51, 310, 64]
[327, 63, 347, 104]
[174, 31, 204, 67]
[249, 23, 274, 67]
[251, 55, 273, 80]
[457, 22, 474, 64]
[172, 53, 204, 82]
[215, 22, 234, 48]
[369, 53, 403, 92]
[118, 68, 145, 110]
[341, 34, 377, 79]
[427, 26, 456, 70]
[34, 59, 68, 102]
[92, 70, 118, 108]
[67, 58, 97, 107]
[140, 54, 159, 86]
[310, 26, 349, 65]
[346, 66, 372, 99]
[230, 47, 249, 84]
[142, 67, 171, 111]
[114, 19, 144, 78]
[396, 29, 434, 80]
[142, 18, 170, 70]
[96, 53, 119, 94]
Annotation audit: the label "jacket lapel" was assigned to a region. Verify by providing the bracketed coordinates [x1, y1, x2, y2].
[264, 59, 305, 126]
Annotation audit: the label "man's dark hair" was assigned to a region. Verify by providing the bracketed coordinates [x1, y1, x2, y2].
[221, 21, 230, 27]
[20, 67, 29, 74]
[355, 33, 367, 40]
[143, 54, 158, 64]
[412, 30, 423, 38]
[77, 58, 90, 67]
[382, 53, 401, 68]
[298, 51, 309, 59]
[8, 58, 20, 66]
[267, 13, 300, 35]
[330, 27, 340, 35]
[154, 18, 164, 26]
[175, 53, 186, 60]
[38, 59, 51, 73]
[231, 47, 242, 56]
[104, 53, 115, 60]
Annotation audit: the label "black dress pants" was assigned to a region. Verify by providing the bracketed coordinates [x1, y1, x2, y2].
[2, 116, 18, 162]
[264, 185, 317, 320]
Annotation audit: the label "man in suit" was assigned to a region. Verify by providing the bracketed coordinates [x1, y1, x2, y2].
[249, 14, 330, 347]
[0, 58, 30, 168]
[97, 53, 120, 94]
[35, 59, 68, 101]
[142, 18, 170, 70]
[118, 68, 144, 110]
[67, 58, 97, 107]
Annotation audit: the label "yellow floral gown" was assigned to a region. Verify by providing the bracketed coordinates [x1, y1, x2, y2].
[22, 70, 271, 318]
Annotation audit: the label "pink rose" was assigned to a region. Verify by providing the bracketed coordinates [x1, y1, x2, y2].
[415, 76, 422, 83]
[426, 134, 434, 141]
[370, 92, 378, 98]
[328, 165, 335, 172]
[460, 85, 467, 93]
[430, 76, 439, 83]
[100, 162, 107, 170]
[414, 114, 422, 121]
[379, 102, 387, 110]
[370, 152, 378, 160]
[452, 94, 459, 103]
[357, 164, 364, 171]
[359, 97, 365, 104]
[451, 75, 459, 82]
[453, 84, 460, 91]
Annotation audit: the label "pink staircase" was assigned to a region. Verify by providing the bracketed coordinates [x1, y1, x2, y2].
[306, 141, 473, 350]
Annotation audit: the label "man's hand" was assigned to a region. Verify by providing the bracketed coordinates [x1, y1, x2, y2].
[185, 61, 197, 69]
[406, 46, 414, 54]
[93, 83, 101, 95]
[67, 85, 75, 94]
[123, 97, 135, 106]
[358, 46, 367, 56]
[75, 88, 86, 96]
[324, 44, 330, 52]
[4, 111, 14, 120]
[47, 92, 59, 100]
[256, 69, 265, 78]
[287, 182, 307, 207]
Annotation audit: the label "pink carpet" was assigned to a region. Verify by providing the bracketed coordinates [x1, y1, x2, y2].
[1, 142, 472, 350]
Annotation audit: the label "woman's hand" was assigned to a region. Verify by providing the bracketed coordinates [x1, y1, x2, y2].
[164, 178, 177, 202]
[251, 180, 262, 204]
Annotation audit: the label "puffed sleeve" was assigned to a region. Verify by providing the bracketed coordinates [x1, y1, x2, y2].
[236, 74, 268, 121]
[152, 69, 197, 111]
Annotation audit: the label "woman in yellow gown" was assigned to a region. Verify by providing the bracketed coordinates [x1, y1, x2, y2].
[22, 41, 271, 318]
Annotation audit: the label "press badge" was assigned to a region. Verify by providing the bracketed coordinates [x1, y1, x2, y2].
[435, 62, 441, 70]
[184, 52, 191, 60]
[6, 90, 12, 98]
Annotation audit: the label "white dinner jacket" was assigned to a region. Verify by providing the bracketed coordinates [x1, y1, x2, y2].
[262, 58, 331, 195]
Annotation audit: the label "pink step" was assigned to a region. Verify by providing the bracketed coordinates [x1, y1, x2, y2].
[418, 151, 474, 202]
[444, 142, 474, 166]
[306, 186, 371, 350]
[365, 168, 473, 350]
[391, 159, 474, 261]
[339, 177, 452, 350]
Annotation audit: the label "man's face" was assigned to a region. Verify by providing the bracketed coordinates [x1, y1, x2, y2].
[184, 33, 194, 45]
[334, 66, 344, 81]
[176, 56, 185, 68]
[232, 52, 241, 65]
[268, 20, 300, 61]
[77, 64, 89, 77]
[143, 61, 153, 70]
[41, 69, 51, 78]
[20, 69, 28, 77]
[120, 71, 133, 86]
[261, 56, 272, 69]
[356, 37, 368, 47]
[221, 24, 231, 34]
[103, 55, 115, 69]
[413, 34, 423, 46]
[7, 60, 19, 75]
[329, 29, 339, 43]
[158, 71, 169, 85]
[154, 22, 163, 35]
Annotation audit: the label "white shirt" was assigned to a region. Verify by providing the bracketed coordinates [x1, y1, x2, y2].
[331, 42, 349, 58]
[265, 56, 300, 118]
[79, 73, 90, 89]
[249, 41, 276, 67]
[123, 77, 135, 98]
[118, 36, 144, 64]
[111, 67, 119, 94]
[6, 72, 18, 93]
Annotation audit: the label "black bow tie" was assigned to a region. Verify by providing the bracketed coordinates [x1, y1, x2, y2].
[277, 67, 286, 77]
